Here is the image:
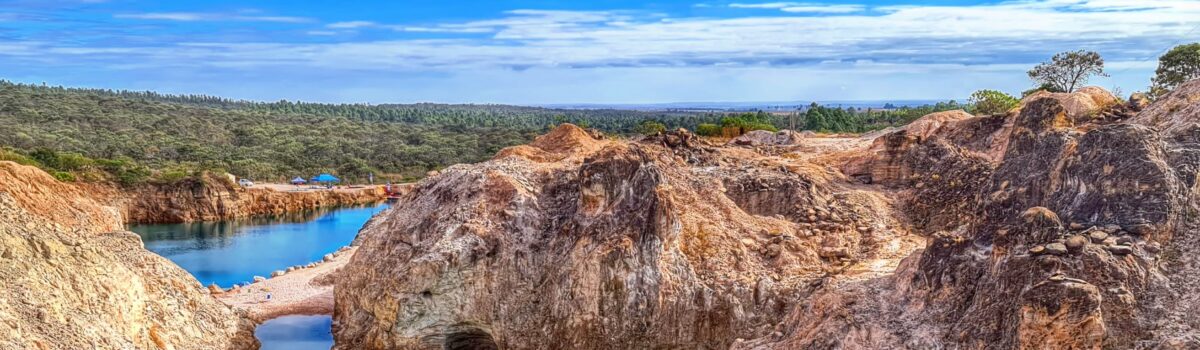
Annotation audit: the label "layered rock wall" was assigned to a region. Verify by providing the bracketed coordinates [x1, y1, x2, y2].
[87, 174, 387, 224]
[0, 161, 258, 349]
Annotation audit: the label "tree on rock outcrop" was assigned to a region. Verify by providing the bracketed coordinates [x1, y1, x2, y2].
[969, 89, 1019, 115]
[1028, 50, 1108, 92]
[1151, 43, 1200, 98]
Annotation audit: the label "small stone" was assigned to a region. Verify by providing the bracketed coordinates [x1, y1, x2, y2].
[1028, 245, 1046, 255]
[323, 254, 335, 262]
[1144, 242, 1162, 254]
[1107, 245, 1134, 255]
[271, 270, 285, 277]
[253, 276, 267, 283]
[1069, 222, 1083, 230]
[286, 267, 296, 273]
[765, 244, 782, 258]
[1048, 273, 1066, 282]
[1126, 224, 1154, 236]
[1044, 243, 1068, 255]
[1102, 224, 1121, 234]
[856, 226, 870, 233]
[1088, 230, 1108, 243]
[1065, 236, 1087, 251]
[1116, 236, 1134, 245]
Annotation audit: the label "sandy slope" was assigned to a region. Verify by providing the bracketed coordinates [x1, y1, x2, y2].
[215, 247, 355, 322]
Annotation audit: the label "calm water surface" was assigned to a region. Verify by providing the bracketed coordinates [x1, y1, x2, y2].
[255, 315, 334, 350]
[128, 203, 388, 288]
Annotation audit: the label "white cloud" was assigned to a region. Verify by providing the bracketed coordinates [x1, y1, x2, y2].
[779, 5, 865, 13]
[327, 20, 377, 29]
[9, 0, 1199, 101]
[729, 2, 799, 9]
[115, 12, 312, 23]
[729, 2, 865, 13]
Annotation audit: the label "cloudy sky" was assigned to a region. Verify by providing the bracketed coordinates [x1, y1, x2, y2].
[0, 0, 1197, 104]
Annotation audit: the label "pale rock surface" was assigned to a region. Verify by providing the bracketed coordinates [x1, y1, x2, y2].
[0, 161, 258, 350]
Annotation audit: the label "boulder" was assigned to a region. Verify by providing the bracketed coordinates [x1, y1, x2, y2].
[1044, 243, 1069, 255]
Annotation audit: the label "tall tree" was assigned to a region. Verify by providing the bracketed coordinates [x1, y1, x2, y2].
[1151, 43, 1200, 97]
[1027, 50, 1108, 92]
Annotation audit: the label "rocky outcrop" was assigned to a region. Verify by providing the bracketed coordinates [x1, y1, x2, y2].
[94, 174, 387, 223]
[743, 84, 1200, 349]
[333, 125, 914, 349]
[1131, 79, 1200, 137]
[0, 161, 258, 349]
[729, 130, 810, 146]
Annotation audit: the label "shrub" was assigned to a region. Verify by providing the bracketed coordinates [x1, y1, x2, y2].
[635, 120, 667, 135]
[695, 123, 721, 136]
[52, 171, 76, 182]
[969, 90, 1020, 115]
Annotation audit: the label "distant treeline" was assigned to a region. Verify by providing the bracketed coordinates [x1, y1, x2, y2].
[0, 80, 967, 185]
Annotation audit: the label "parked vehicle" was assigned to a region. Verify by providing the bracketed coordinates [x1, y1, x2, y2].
[238, 179, 254, 187]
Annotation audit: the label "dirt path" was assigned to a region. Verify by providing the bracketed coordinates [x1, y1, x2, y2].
[214, 247, 356, 322]
[254, 183, 386, 194]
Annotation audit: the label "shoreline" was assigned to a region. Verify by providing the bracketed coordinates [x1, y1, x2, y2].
[213, 246, 356, 323]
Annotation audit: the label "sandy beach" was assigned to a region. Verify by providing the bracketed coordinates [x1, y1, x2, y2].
[215, 247, 356, 322]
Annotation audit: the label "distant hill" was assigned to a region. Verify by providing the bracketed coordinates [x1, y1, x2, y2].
[0, 81, 966, 184]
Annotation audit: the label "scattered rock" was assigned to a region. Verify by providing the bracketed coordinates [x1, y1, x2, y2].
[1029, 245, 1046, 255]
[323, 254, 335, 262]
[1044, 243, 1068, 255]
[1088, 230, 1108, 243]
[1107, 245, 1134, 256]
[1144, 242, 1162, 254]
[253, 276, 267, 283]
[271, 270, 285, 277]
[1065, 235, 1087, 251]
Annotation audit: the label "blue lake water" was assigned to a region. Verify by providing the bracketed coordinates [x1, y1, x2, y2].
[255, 315, 335, 350]
[128, 203, 388, 288]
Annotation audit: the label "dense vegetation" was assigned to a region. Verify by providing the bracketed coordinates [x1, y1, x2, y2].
[0, 81, 966, 185]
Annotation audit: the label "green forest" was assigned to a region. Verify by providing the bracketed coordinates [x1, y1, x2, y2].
[0, 81, 965, 185]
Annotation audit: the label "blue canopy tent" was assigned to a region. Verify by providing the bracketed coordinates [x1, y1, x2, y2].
[290, 177, 307, 185]
[311, 173, 340, 187]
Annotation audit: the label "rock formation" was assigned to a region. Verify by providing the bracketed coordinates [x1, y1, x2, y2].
[334, 124, 918, 349]
[0, 162, 258, 349]
[87, 173, 387, 223]
[334, 81, 1200, 349]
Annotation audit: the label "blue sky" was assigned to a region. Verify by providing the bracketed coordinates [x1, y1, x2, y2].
[0, 0, 1197, 104]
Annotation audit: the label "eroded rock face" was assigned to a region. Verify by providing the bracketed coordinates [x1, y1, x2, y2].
[334, 125, 911, 349]
[744, 85, 1200, 349]
[0, 162, 258, 350]
[335, 82, 1200, 349]
[94, 174, 387, 223]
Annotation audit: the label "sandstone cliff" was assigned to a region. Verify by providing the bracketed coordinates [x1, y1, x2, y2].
[0, 161, 259, 349]
[743, 84, 1200, 349]
[334, 125, 918, 349]
[89, 173, 387, 224]
[334, 80, 1200, 349]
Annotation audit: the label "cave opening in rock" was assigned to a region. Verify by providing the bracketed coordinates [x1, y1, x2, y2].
[444, 327, 498, 350]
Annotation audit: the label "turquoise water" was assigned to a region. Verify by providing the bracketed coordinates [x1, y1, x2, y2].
[255, 315, 334, 350]
[128, 203, 387, 288]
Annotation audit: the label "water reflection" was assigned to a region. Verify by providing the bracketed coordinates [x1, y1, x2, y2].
[129, 203, 388, 288]
[256, 315, 333, 350]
